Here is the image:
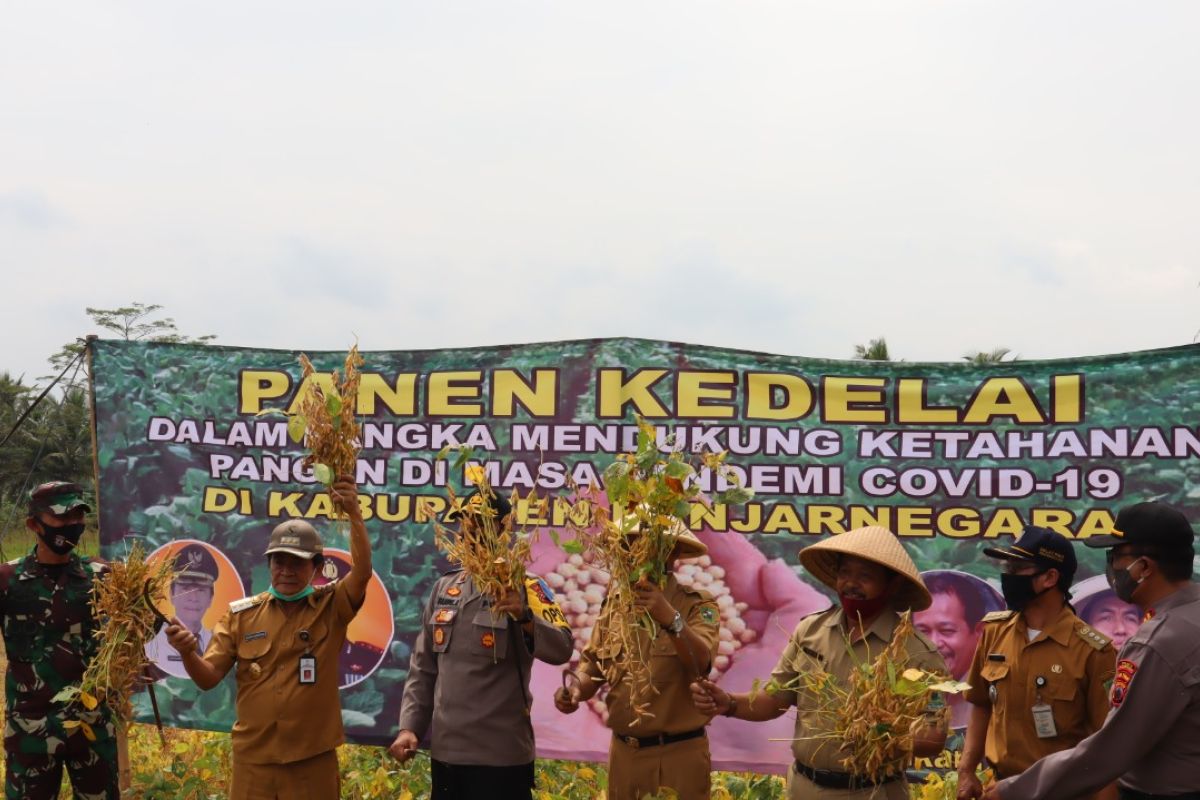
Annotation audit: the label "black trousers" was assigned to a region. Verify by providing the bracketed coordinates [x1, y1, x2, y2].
[1119, 787, 1200, 800]
[430, 759, 535, 800]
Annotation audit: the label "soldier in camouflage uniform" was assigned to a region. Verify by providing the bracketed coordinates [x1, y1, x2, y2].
[0, 482, 117, 800]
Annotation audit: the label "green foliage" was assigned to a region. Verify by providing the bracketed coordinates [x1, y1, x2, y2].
[853, 337, 893, 361]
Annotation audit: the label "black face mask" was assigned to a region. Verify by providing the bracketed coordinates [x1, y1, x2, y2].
[37, 521, 86, 555]
[1000, 572, 1053, 612]
[1106, 558, 1146, 603]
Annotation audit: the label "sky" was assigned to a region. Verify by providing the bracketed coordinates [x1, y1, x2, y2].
[3, 1, 1198, 385]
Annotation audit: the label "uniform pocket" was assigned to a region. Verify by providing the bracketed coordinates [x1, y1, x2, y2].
[236, 636, 273, 683]
[470, 609, 509, 660]
[980, 662, 1010, 709]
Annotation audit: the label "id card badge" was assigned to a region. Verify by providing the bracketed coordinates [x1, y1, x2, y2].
[299, 655, 317, 685]
[1031, 703, 1057, 738]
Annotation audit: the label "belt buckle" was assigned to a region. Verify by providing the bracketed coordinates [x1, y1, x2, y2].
[623, 735, 639, 749]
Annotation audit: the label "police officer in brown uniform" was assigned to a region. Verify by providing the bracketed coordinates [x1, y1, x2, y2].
[983, 502, 1200, 800]
[555, 524, 721, 800]
[958, 526, 1117, 800]
[166, 476, 371, 800]
[691, 526, 949, 800]
[389, 491, 573, 800]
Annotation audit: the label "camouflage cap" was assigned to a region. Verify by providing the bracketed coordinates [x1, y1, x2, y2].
[173, 543, 219, 584]
[264, 519, 324, 560]
[28, 481, 91, 516]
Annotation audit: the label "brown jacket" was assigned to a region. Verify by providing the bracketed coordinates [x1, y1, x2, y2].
[965, 604, 1115, 779]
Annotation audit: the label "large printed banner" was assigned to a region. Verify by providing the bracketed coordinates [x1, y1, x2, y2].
[90, 338, 1200, 774]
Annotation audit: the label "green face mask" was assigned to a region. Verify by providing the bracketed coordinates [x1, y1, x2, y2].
[268, 584, 315, 602]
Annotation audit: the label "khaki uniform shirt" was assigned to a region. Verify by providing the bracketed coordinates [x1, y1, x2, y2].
[965, 605, 1115, 779]
[770, 607, 946, 780]
[204, 580, 361, 765]
[398, 570, 574, 767]
[999, 583, 1200, 798]
[578, 575, 721, 737]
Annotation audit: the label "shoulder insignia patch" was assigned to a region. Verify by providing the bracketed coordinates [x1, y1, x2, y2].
[230, 593, 269, 613]
[524, 576, 569, 629]
[982, 610, 1016, 623]
[1075, 623, 1111, 651]
[1111, 658, 1138, 707]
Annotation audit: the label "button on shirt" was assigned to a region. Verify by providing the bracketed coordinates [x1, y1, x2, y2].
[203, 580, 361, 765]
[770, 606, 947, 774]
[964, 605, 1115, 779]
[999, 583, 1200, 798]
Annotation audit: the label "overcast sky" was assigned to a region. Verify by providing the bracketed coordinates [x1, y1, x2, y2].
[3, 1, 1198, 384]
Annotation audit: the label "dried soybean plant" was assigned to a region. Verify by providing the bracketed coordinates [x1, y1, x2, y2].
[53, 542, 178, 730]
[563, 417, 752, 726]
[424, 451, 545, 607]
[293, 344, 364, 490]
[259, 344, 364, 500]
[756, 611, 968, 780]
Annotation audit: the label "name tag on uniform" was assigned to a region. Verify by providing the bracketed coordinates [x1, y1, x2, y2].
[245, 631, 267, 642]
[299, 655, 316, 685]
[1031, 703, 1057, 738]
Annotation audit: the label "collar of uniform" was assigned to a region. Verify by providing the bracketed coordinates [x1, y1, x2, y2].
[1147, 582, 1200, 617]
[1022, 603, 1075, 647]
[17, 547, 85, 580]
[826, 605, 898, 645]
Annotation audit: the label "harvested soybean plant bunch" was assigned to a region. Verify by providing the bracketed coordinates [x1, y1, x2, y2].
[53, 542, 178, 726]
[260, 344, 364, 492]
[565, 417, 752, 725]
[424, 450, 544, 607]
[294, 345, 364, 488]
[755, 611, 968, 780]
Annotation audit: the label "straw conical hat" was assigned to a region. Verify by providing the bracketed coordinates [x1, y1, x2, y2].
[615, 509, 708, 559]
[799, 526, 932, 611]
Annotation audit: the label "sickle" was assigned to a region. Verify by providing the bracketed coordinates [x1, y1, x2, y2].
[142, 579, 172, 631]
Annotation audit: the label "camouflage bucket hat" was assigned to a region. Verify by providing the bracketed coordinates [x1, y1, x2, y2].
[28, 481, 91, 516]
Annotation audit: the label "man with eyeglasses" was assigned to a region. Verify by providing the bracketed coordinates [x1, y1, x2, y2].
[983, 502, 1200, 800]
[957, 526, 1116, 800]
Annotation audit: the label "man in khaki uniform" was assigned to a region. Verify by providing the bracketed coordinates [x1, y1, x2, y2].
[389, 490, 574, 800]
[555, 525, 721, 800]
[985, 502, 1200, 800]
[691, 525, 949, 799]
[958, 526, 1116, 800]
[166, 476, 371, 800]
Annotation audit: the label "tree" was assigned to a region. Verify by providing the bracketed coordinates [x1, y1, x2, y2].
[0, 304, 218, 506]
[48, 302, 217, 387]
[962, 347, 1018, 364]
[853, 337, 893, 361]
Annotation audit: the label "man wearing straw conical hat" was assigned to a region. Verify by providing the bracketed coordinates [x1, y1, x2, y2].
[555, 519, 723, 800]
[692, 525, 949, 799]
